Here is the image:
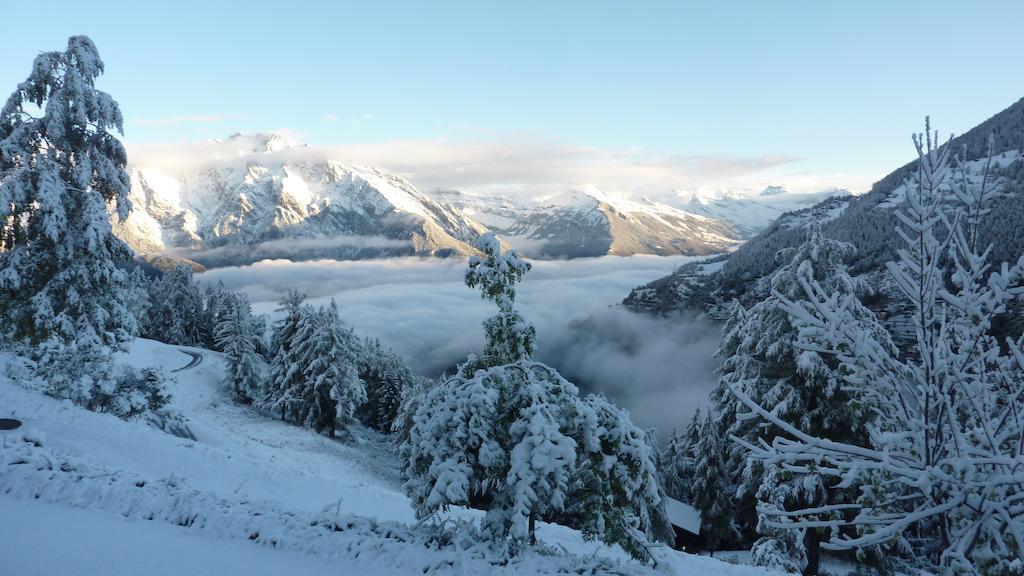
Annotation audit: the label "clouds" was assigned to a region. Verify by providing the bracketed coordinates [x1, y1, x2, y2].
[126, 134, 874, 204]
[183, 235, 412, 265]
[200, 255, 720, 435]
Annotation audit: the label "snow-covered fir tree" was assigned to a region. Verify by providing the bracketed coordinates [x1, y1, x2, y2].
[260, 290, 307, 420]
[402, 235, 669, 560]
[730, 120, 1024, 574]
[214, 292, 262, 403]
[124, 266, 153, 337]
[201, 280, 230, 350]
[358, 338, 423, 433]
[566, 393, 675, 560]
[750, 465, 807, 574]
[261, 297, 364, 436]
[659, 410, 701, 503]
[712, 219, 893, 570]
[0, 36, 184, 425]
[0, 36, 135, 351]
[290, 301, 365, 436]
[690, 410, 736, 557]
[147, 264, 204, 346]
[463, 233, 536, 371]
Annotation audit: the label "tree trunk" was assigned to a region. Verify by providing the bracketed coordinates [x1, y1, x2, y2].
[803, 529, 820, 576]
[529, 513, 536, 544]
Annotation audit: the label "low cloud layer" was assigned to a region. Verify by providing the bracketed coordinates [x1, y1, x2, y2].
[183, 235, 412, 263]
[201, 255, 720, 435]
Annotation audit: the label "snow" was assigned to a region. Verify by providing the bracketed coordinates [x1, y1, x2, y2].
[0, 338, 781, 575]
[664, 496, 702, 534]
[0, 495, 376, 576]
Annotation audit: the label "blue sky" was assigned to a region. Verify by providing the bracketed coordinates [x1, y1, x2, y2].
[2, 0, 1023, 195]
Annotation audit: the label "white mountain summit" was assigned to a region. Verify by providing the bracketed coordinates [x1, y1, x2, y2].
[116, 133, 490, 268]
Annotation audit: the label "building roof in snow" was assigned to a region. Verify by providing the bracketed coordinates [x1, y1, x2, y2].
[664, 496, 702, 534]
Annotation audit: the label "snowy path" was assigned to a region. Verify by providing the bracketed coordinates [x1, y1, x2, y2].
[0, 339, 779, 576]
[172, 349, 203, 372]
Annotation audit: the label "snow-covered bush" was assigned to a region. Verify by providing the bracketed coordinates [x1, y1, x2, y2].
[566, 393, 675, 561]
[731, 120, 1024, 575]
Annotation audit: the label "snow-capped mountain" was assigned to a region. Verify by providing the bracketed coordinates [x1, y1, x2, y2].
[115, 134, 490, 269]
[674, 186, 850, 239]
[433, 187, 741, 258]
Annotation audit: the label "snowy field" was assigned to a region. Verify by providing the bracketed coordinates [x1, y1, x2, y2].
[0, 338, 779, 576]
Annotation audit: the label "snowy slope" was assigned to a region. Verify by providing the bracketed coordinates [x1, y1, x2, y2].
[115, 134, 490, 269]
[0, 338, 781, 576]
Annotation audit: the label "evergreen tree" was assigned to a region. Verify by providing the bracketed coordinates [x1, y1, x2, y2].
[690, 411, 737, 556]
[463, 233, 536, 371]
[730, 121, 1024, 574]
[402, 235, 669, 560]
[569, 394, 675, 560]
[0, 36, 135, 350]
[147, 264, 203, 346]
[660, 411, 701, 503]
[358, 338, 423, 433]
[124, 266, 152, 337]
[712, 222, 893, 566]
[291, 301, 364, 436]
[260, 290, 307, 419]
[215, 292, 262, 403]
[201, 280, 229, 350]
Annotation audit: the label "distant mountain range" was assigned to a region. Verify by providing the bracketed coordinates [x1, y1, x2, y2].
[624, 96, 1024, 338]
[675, 186, 848, 239]
[116, 133, 842, 269]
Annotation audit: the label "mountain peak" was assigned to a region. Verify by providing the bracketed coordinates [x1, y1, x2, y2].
[224, 132, 305, 154]
[759, 185, 789, 196]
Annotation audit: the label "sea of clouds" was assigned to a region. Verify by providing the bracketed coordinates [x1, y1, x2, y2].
[201, 255, 720, 436]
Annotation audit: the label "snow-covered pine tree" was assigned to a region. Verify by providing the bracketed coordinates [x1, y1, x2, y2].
[464, 233, 536, 371]
[712, 220, 892, 568]
[730, 120, 1024, 574]
[568, 393, 675, 560]
[124, 266, 153, 337]
[201, 280, 229, 350]
[290, 301, 364, 436]
[402, 235, 669, 560]
[0, 36, 134, 351]
[260, 290, 307, 420]
[249, 313, 269, 361]
[147, 264, 204, 346]
[691, 411, 737, 557]
[214, 292, 262, 403]
[660, 410, 701, 503]
[750, 464, 807, 574]
[358, 338, 423, 433]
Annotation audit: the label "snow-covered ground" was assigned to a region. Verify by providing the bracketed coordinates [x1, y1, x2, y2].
[0, 339, 780, 575]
